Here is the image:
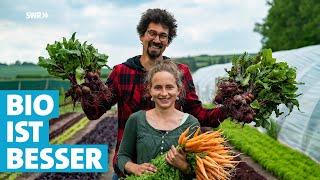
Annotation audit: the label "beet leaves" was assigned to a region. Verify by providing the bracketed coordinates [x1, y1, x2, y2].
[38, 32, 109, 106]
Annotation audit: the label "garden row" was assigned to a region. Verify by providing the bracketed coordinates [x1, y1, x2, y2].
[217, 119, 320, 180]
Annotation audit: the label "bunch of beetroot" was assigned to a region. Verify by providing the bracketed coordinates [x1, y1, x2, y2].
[215, 80, 256, 123]
[65, 71, 108, 104]
[214, 49, 301, 129]
[38, 32, 111, 107]
[81, 71, 109, 94]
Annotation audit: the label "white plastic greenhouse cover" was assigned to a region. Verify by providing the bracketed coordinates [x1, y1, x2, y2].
[192, 45, 320, 163]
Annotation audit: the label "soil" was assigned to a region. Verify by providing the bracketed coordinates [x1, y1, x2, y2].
[49, 112, 75, 126]
[49, 112, 86, 139]
[232, 156, 267, 180]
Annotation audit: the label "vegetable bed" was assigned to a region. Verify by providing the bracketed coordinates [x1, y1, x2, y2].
[36, 116, 118, 180]
[218, 119, 320, 180]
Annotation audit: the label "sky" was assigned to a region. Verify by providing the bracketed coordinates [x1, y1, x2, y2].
[0, 0, 269, 67]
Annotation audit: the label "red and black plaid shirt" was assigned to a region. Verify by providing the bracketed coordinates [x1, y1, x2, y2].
[81, 55, 227, 170]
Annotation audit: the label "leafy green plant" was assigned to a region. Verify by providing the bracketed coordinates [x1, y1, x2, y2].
[38, 32, 109, 106]
[215, 49, 302, 129]
[125, 153, 182, 180]
[266, 118, 280, 139]
[38, 32, 108, 82]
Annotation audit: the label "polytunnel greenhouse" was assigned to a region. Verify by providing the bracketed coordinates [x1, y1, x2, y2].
[192, 45, 320, 163]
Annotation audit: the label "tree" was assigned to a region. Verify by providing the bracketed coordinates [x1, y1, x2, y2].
[14, 60, 21, 65]
[254, 0, 320, 51]
[218, 56, 225, 64]
[22, 62, 36, 66]
[0, 62, 8, 66]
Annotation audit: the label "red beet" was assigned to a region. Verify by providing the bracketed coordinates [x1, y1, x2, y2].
[244, 114, 254, 123]
[248, 93, 255, 99]
[215, 94, 224, 103]
[233, 95, 243, 103]
[75, 86, 82, 96]
[82, 86, 91, 94]
[86, 72, 95, 79]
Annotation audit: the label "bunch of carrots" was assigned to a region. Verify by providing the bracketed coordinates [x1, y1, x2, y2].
[125, 127, 239, 180]
[178, 127, 239, 180]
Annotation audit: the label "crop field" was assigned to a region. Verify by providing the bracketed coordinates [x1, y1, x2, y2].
[0, 58, 318, 180]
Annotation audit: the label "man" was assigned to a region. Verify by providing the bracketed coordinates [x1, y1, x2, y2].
[81, 8, 228, 177]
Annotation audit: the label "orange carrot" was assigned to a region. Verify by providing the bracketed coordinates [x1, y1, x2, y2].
[211, 157, 240, 164]
[202, 133, 223, 140]
[196, 168, 206, 180]
[206, 171, 216, 180]
[196, 155, 209, 180]
[207, 146, 230, 151]
[178, 127, 189, 145]
[207, 151, 226, 159]
[202, 157, 219, 169]
[191, 146, 215, 152]
[185, 139, 203, 149]
[186, 131, 212, 143]
[200, 140, 223, 147]
[213, 149, 229, 154]
[186, 135, 224, 150]
[204, 155, 219, 166]
[193, 127, 201, 137]
[207, 168, 227, 180]
[223, 163, 237, 168]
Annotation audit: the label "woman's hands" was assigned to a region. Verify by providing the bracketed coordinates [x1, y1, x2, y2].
[124, 145, 190, 176]
[124, 161, 157, 176]
[165, 145, 190, 173]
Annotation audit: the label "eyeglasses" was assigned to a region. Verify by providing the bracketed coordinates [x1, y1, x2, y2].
[146, 30, 169, 41]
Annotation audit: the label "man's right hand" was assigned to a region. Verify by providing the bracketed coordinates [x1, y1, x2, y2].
[81, 71, 108, 94]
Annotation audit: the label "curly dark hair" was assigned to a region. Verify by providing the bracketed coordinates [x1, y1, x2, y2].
[137, 8, 177, 44]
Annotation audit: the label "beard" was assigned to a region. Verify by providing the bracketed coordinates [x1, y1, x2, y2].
[147, 49, 161, 59]
[147, 42, 163, 59]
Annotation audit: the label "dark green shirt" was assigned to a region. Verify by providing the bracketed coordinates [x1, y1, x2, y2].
[117, 110, 200, 174]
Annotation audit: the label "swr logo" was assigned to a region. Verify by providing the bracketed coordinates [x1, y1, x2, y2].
[25, 12, 48, 19]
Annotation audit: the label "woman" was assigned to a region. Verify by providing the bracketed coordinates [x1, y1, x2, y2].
[116, 60, 199, 178]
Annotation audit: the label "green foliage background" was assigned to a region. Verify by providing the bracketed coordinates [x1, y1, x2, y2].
[254, 0, 320, 51]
